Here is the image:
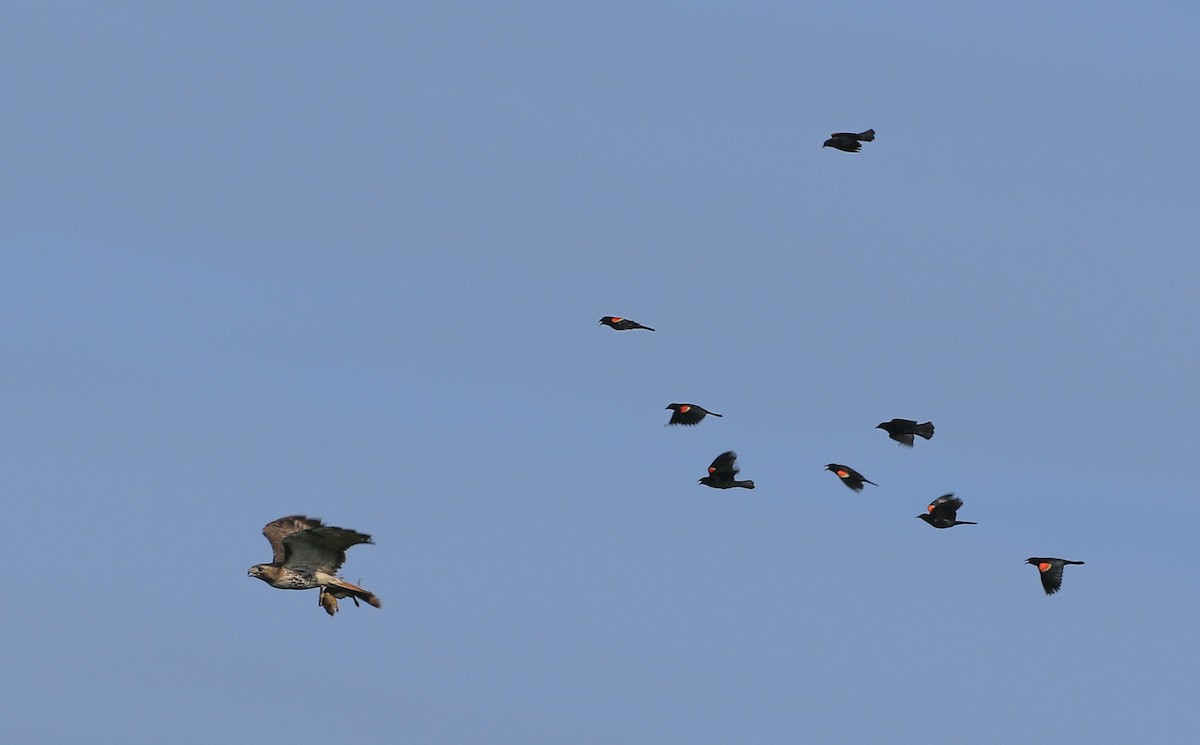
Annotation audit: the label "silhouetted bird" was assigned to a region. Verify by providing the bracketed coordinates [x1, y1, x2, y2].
[877, 418, 934, 447]
[599, 316, 654, 331]
[823, 129, 875, 152]
[917, 494, 976, 528]
[699, 451, 755, 489]
[1025, 558, 1085, 596]
[666, 403, 722, 426]
[825, 463, 877, 492]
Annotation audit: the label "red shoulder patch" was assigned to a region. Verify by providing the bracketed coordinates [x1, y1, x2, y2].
[679, 405, 691, 413]
[836, 470, 849, 478]
[1038, 562, 1052, 572]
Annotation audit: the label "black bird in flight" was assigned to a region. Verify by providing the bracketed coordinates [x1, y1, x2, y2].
[666, 403, 722, 426]
[825, 463, 877, 492]
[599, 316, 655, 331]
[917, 494, 976, 528]
[877, 418, 934, 447]
[823, 129, 875, 152]
[699, 451, 756, 489]
[1026, 558, 1085, 596]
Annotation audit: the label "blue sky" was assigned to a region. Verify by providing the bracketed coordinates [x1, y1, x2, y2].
[4, 3, 1198, 743]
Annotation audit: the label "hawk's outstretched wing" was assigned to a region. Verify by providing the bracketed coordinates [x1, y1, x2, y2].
[282, 525, 374, 573]
[262, 515, 323, 564]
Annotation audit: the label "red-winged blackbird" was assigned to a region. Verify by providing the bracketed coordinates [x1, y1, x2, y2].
[666, 403, 722, 426]
[825, 463, 877, 492]
[877, 418, 934, 447]
[1025, 558, 1085, 596]
[599, 316, 655, 331]
[699, 451, 755, 489]
[916, 494, 976, 528]
[823, 129, 875, 152]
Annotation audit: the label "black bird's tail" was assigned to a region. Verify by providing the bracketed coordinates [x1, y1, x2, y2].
[858, 129, 876, 141]
[709, 412, 724, 418]
[916, 421, 934, 439]
[954, 520, 978, 525]
[640, 324, 656, 332]
[736, 480, 755, 489]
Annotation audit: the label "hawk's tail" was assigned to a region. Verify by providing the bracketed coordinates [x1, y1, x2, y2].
[335, 578, 382, 608]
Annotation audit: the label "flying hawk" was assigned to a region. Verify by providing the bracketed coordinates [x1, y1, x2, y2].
[248, 515, 382, 615]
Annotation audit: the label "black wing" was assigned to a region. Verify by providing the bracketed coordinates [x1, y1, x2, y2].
[669, 404, 708, 425]
[927, 494, 961, 520]
[708, 451, 739, 477]
[1036, 561, 1065, 595]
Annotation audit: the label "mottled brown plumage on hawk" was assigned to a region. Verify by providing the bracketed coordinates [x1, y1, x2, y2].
[248, 515, 382, 615]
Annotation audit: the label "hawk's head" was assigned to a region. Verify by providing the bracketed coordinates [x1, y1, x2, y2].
[247, 564, 270, 582]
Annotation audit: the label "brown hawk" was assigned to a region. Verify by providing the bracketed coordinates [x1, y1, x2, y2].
[248, 515, 382, 615]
